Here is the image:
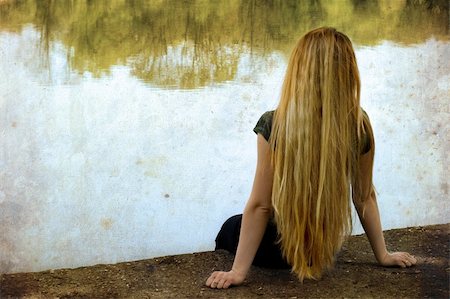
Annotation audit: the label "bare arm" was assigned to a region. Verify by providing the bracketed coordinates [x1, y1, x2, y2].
[353, 144, 416, 267]
[206, 134, 274, 288]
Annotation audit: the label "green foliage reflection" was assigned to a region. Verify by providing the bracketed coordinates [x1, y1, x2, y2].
[0, 0, 448, 88]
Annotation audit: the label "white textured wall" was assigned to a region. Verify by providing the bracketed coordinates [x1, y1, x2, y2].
[0, 27, 449, 273]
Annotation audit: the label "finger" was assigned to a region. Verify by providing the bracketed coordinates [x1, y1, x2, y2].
[210, 279, 219, 289]
[206, 272, 217, 287]
[402, 254, 415, 266]
[407, 254, 417, 264]
[206, 276, 213, 286]
[401, 254, 410, 265]
[212, 272, 225, 289]
[205, 277, 212, 287]
[206, 279, 214, 287]
[216, 278, 226, 289]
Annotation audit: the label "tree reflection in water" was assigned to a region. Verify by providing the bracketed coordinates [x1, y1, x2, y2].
[0, 0, 448, 88]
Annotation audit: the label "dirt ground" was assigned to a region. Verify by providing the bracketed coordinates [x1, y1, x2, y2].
[1, 224, 448, 299]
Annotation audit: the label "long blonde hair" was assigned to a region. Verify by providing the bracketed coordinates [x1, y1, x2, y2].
[270, 27, 369, 281]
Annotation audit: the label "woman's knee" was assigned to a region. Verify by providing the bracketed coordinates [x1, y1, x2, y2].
[215, 214, 242, 253]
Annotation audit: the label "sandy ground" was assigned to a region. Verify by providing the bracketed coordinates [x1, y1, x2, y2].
[1, 224, 448, 299]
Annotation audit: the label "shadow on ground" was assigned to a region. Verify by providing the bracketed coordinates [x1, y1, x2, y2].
[1, 224, 448, 298]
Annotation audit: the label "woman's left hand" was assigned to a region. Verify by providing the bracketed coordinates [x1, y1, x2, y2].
[379, 251, 417, 268]
[205, 269, 246, 289]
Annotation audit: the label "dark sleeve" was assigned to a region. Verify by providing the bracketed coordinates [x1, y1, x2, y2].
[253, 111, 274, 142]
[360, 110, 372, 155]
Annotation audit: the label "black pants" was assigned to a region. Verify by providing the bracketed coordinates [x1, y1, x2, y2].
[215, 214, 290, 269]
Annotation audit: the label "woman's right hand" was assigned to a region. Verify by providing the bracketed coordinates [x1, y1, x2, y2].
[379, 251, 417, 268]
[205, 269, 246, 289]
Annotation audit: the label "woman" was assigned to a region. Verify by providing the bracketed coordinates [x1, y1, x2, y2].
[206, 27, 417, 289]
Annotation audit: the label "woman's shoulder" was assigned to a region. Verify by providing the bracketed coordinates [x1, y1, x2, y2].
[260, 110, 275, 123]
[253, 110, 275, 142]
[361, 108, 370, 120]
[360, 108, 373, 154]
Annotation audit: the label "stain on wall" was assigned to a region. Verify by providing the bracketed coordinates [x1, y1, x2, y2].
[100, 218, 113, 230]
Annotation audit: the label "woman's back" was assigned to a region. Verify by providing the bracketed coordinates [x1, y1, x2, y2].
[269, 27, 369, 280]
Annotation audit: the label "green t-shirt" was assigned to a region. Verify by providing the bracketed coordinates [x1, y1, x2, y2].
[253, 110, 372, 155]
